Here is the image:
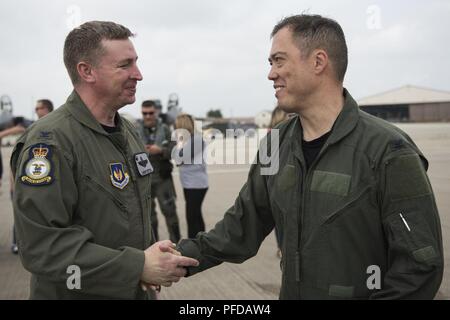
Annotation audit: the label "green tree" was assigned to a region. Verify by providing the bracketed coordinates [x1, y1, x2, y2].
[206, 109, 223, 118]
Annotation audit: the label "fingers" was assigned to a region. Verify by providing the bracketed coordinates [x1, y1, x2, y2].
[172, 267, 187, 278]
[176, 256, 199, 268]
[158, 240, 176, 253]
[158, 240, 182, 256]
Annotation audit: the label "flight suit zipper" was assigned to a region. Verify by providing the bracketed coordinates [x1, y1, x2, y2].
[120, 149, 151, 248]
[296, 141, 330, 284]
[109, 133, 151, 249]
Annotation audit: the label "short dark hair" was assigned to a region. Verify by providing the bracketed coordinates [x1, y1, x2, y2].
[271, 14, 348, 82]
[37, 99, 54, 112]
[142, 100, 157, 108]
[64, 21, 134, 85]
[142, 100, 162, 110]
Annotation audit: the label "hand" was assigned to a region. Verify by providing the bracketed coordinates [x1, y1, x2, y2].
[141, 240, 199, 288]
[146, 144, 162, 155]
[140, 243, 183, 291]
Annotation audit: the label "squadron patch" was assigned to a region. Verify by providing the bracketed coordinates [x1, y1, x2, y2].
[134, 152, 153, 176]
[110, 163, 130, 189]
[21, 143, 54, 186]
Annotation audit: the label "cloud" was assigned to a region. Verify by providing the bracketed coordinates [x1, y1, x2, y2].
[1, 0, 449, 120]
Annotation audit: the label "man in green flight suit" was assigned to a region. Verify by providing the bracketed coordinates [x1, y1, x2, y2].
[177, 14, 444, 299]
[11, 21, 198, 300]
[136, 100, 181, 243]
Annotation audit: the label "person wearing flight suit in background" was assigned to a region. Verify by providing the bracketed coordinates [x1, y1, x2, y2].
[11, 21, 198, 300]
[177, 14, 443, 299]
[136, 100, 181, 243]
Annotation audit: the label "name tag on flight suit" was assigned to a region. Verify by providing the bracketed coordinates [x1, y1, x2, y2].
[134, 152, 153, 176]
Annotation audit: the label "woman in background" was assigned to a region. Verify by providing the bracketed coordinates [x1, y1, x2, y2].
[174, 114, 209, 238]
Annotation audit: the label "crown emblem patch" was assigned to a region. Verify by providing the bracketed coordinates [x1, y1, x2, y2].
[21, 144, 53, 186]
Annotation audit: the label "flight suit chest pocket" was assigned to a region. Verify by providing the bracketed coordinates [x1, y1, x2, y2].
[271, 164, 299, 213]
[83, 175, 129, 220]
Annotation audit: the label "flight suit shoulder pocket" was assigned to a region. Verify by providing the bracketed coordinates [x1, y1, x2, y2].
[386, 153, 431, 201]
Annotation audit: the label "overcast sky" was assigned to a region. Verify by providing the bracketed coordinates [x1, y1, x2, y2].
[1, 0, 449, 120]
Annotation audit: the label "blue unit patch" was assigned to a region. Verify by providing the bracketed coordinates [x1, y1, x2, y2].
[21, 144, 54, 186]
[110, 163, 130, 189]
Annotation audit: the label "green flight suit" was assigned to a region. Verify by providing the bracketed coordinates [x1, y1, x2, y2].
[178, 89, 444, 299]
[11, 91, 155, 299]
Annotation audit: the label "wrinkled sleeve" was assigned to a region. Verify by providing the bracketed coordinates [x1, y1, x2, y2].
[177, 156, 275, 276]
[12, 142, 145, 299]
[370, 148, 444, 299]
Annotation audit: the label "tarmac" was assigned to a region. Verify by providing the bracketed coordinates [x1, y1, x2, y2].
[0, 122, 449, 299]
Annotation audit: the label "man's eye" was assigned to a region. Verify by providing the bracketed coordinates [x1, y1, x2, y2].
[119, 63, 130, 68]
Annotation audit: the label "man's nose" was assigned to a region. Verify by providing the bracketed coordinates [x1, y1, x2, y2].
[268, 66, 277, 81]
[132, 65, 143, 81]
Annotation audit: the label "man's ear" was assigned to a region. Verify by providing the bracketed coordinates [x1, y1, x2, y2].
[312, 49, 328, 75]
[77, 61, 96, 83]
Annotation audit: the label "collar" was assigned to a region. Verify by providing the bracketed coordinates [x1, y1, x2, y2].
[289, 88, 359, 144]
[65, 90, 124, 135]
[289, 88, 360, 164]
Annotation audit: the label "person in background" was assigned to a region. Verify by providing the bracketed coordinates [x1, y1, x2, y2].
[137, 100, 181, 243]
[35, 99, 54, 119]
[173, 114, 208, 238]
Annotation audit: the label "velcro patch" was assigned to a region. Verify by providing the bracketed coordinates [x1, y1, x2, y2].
[277, 164, 298, 191]
[413, 246, 438, 262]
[329, 285, 354, 298]
[387, 154, 431, 200]
[311, 170, 351, 196]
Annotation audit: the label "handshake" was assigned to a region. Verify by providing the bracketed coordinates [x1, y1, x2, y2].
[140, 240, 199, 291]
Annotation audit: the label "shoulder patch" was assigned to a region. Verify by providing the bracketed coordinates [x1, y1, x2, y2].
[20, 143, 54, 186]
[110, 163, 130, 189]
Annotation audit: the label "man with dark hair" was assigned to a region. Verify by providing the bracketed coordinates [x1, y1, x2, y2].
[35, 99, 54, 118]
[11, 21, 198, 299]
[137, 100, 181, 243]
[177, 14, 443, 299]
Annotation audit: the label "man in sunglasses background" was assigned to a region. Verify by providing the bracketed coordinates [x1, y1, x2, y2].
[137, 100, 181, 243]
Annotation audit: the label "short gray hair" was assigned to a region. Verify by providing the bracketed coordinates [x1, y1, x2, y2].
[63, 21, 134, 85]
